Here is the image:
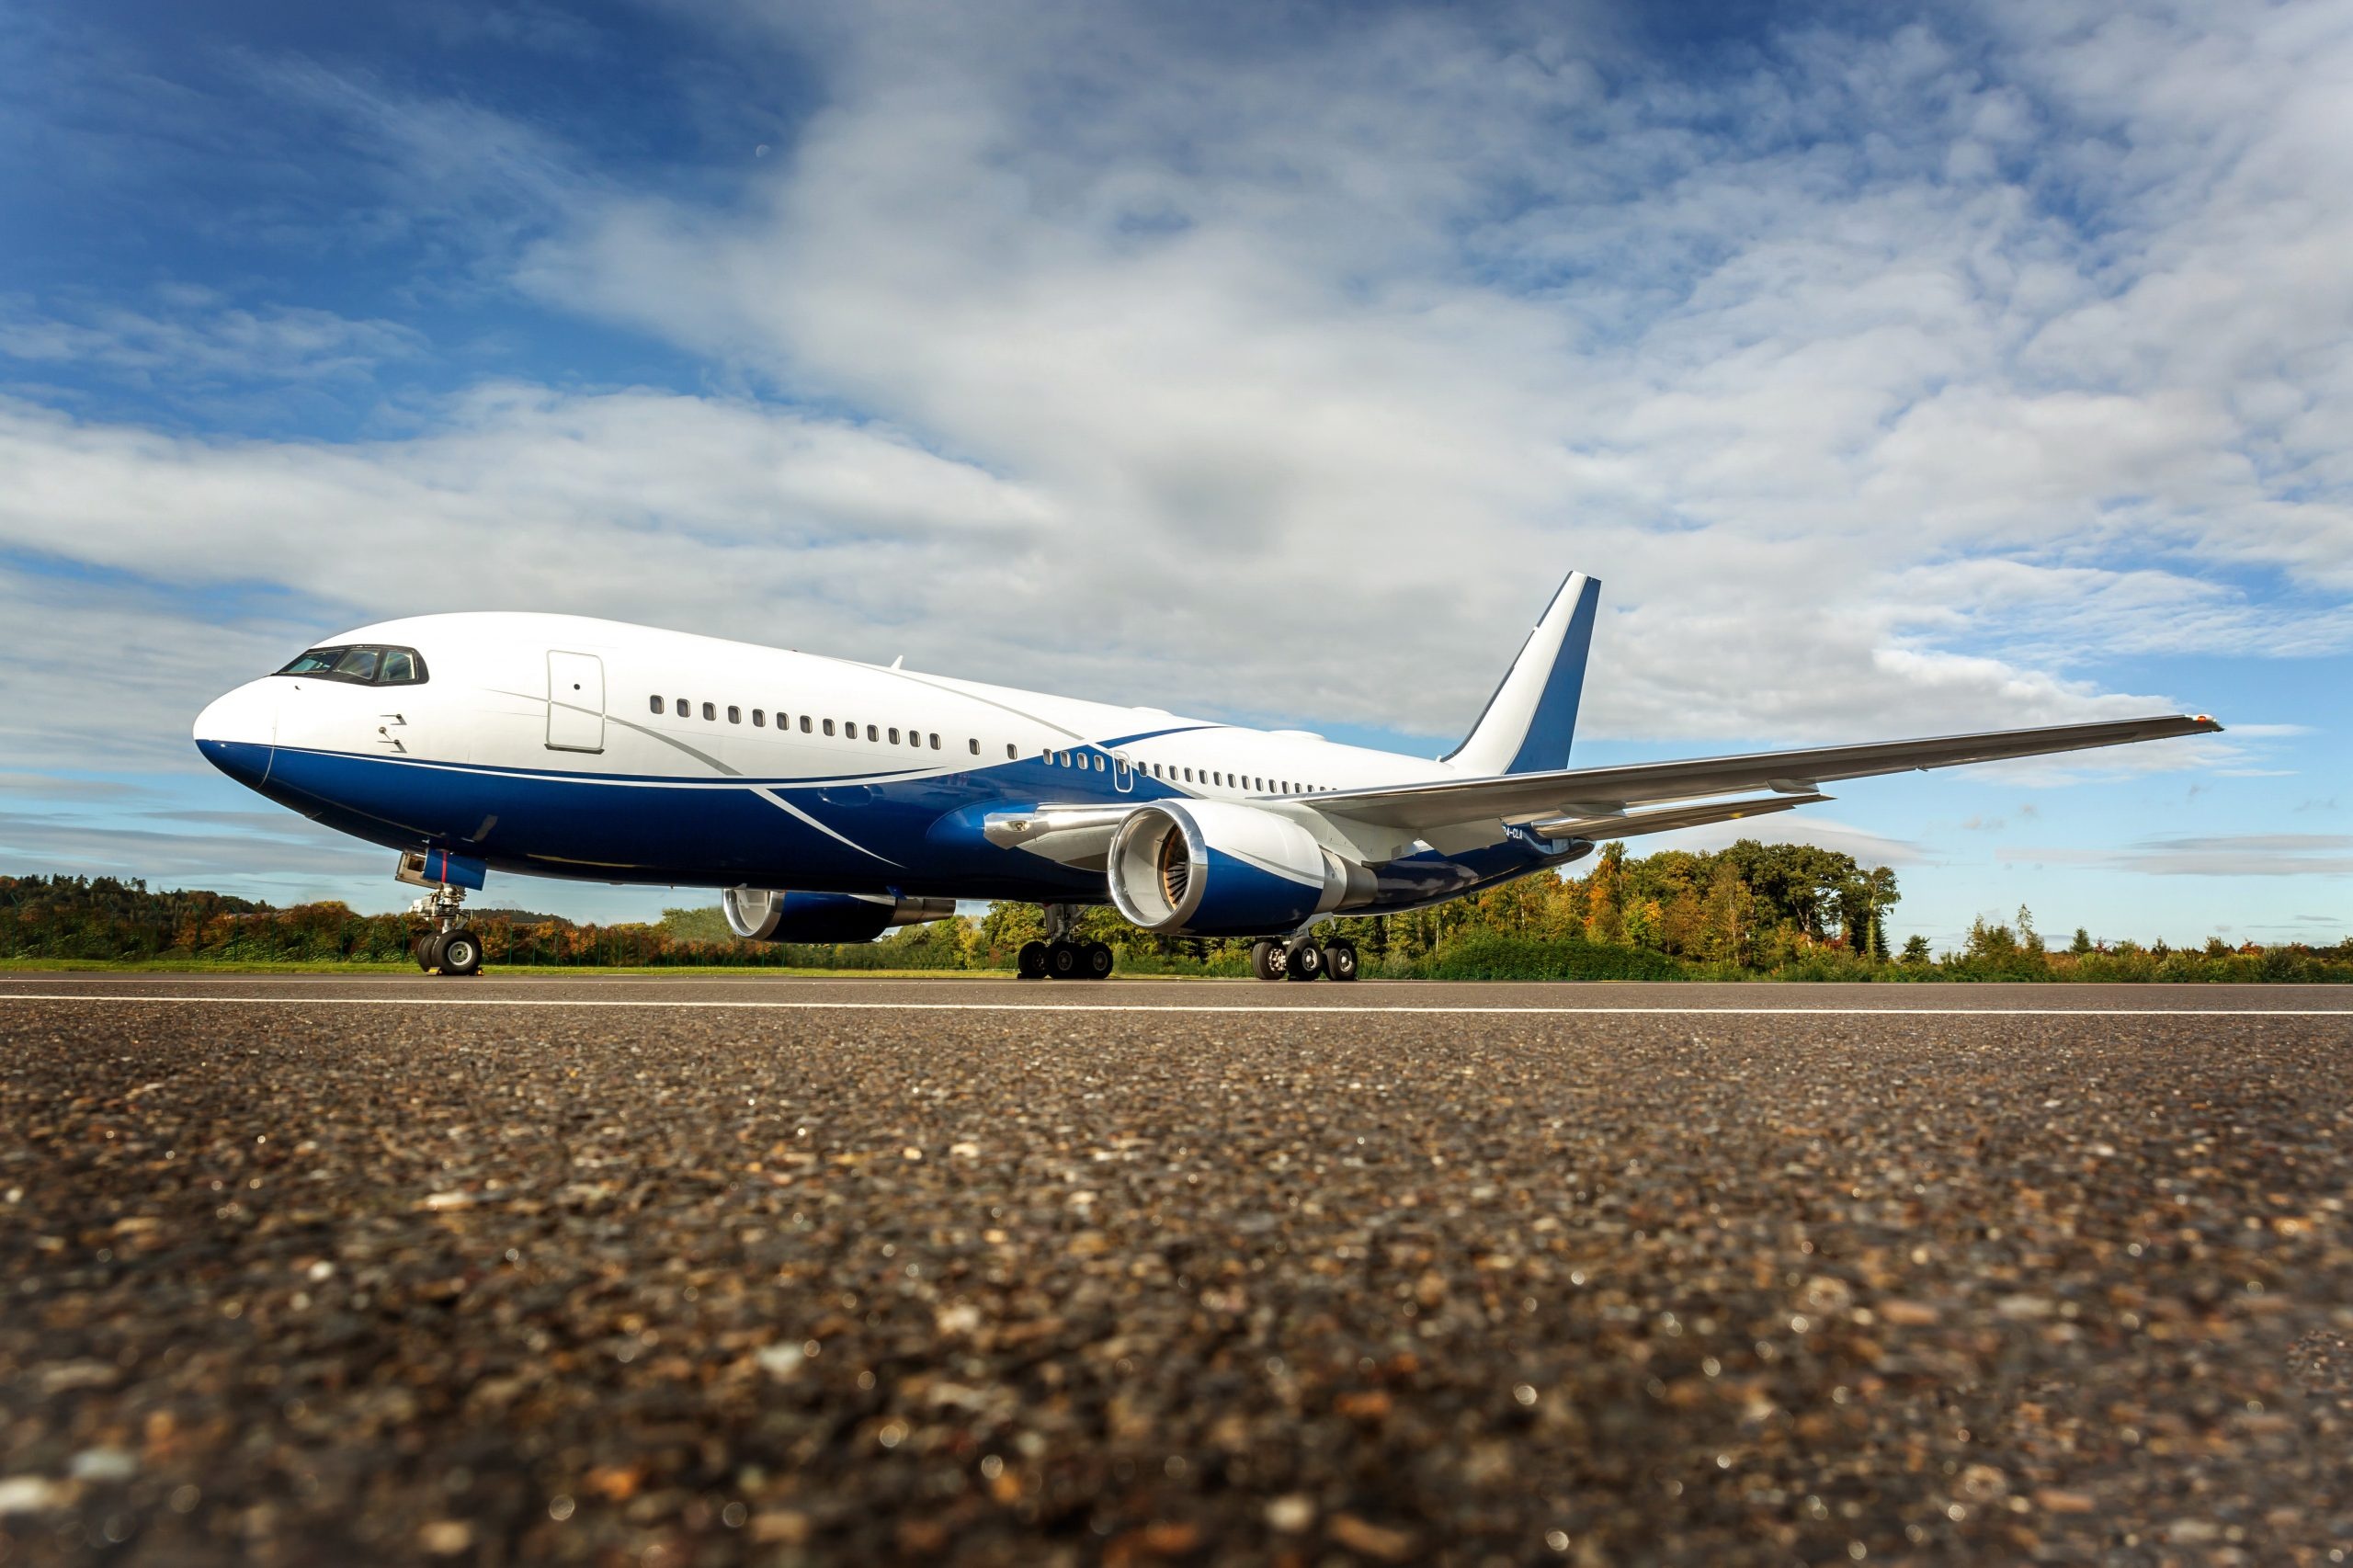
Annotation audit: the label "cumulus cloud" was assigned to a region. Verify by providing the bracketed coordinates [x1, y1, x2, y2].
[509, 0, 2352, 730]
[0, 0, 2346, 792]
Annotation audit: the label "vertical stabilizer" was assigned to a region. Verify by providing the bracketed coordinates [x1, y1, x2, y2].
[1444, 572, 1599, 777]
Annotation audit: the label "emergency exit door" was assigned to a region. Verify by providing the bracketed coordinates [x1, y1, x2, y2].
[546, 651, 605, 753]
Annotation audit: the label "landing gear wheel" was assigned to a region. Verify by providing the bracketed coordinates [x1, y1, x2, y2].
[1250, 939, 1287, 983]
[1046, 939, 1083, 980]
[1283, 940, 1324, 982]
[1080, 941, 1114, 981]
[436, 928, 483, 977]
[1017, 940, 1049, 980]
[1323, 939, 1359, 983]
[413, 933, 439, 972]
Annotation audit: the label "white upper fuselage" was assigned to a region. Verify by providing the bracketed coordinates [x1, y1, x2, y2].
[209, 610, 1447, 795]
[192, 610, 1482, 899]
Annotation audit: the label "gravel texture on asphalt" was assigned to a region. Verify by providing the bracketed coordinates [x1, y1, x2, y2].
[2, 980, 2350, 1566]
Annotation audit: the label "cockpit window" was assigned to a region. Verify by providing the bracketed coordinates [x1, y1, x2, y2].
[275, 644, 429, 686]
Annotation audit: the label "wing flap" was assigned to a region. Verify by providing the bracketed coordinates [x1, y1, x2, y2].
[1531, 791, 1829, 841]
[1317, 713, 2222, 832]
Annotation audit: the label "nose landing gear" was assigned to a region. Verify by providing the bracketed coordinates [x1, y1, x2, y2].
[404, 867, 483, 977]
[414, 926, 483, 977]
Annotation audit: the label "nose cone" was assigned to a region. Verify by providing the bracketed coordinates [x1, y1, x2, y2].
[194, 681, 278, 790]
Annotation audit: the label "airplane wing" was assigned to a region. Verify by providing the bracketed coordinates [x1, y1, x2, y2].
[1311, 713, 2223, 834]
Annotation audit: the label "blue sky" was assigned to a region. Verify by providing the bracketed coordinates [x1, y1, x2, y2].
[1, 0, 2347, 947]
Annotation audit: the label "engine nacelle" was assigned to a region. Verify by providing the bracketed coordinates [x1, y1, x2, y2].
[723, 888, 958, 944]
[1107, 801, 1373, 937]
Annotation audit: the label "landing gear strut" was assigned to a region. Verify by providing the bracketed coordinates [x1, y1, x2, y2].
[1017, 904, 1114, 981]
[1252, 936, 1358, 983]
[407, 878, 482, 977]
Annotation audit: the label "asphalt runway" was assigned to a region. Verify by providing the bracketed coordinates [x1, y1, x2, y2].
[4, 978, 2350, 1565]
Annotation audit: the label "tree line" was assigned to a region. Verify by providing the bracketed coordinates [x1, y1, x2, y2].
[4, 851, 2347, 982]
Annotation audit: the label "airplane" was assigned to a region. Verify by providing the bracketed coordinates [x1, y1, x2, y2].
[191, 573, 2221, 981]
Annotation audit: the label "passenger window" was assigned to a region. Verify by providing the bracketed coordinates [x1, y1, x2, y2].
[650, 696, 665, 715]
[702, 702, 716, 721]
[1095, 755, 1106, 772]
[728, 706, 742, 724]
[800, 716, 812, 733]
[929, 733, 940, 750]
[889, 727, 901, 744]
[968, 738, 980, 755]
[1006, 744, 1017, 759]
[866, 724, 878, 742]
[753, 710, 765, 727]
[676, 697, 688, 715]
[823, 719, 835, 736]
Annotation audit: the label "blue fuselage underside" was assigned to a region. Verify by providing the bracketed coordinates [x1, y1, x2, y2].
[202, 740, 1583, 911]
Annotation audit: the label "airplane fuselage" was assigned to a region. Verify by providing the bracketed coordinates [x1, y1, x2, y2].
[193, 611, 1573, 910]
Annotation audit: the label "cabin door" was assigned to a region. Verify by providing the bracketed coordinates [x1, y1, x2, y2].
[546, 651, 606, 753]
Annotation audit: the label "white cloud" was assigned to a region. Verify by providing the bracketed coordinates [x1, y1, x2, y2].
[506, 0, 2350, 733]
[2, 0, 2347, 791]
[0, 298, 423, 384]
[2001, 833, 2353, 878]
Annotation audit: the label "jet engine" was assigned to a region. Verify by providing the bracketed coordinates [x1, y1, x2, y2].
[1106, 801, 1374, 937]
[722, 888, 958, 944]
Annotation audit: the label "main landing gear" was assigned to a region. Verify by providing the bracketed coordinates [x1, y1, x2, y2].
[408, 881, 482, 978]
[1252, 936, 1358, 983]
[1017, 904, 1115, 982]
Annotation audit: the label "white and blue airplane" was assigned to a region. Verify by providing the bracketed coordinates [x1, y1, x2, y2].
[192, 574, 2219, 981]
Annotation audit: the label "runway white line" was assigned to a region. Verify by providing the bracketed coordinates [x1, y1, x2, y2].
[0, 994, 2345, 1017]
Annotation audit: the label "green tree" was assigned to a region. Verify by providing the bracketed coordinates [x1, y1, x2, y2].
[1721, 840, 1862, 940]
[659, 904, 733, 942]
[1833, 866, 1902, 957]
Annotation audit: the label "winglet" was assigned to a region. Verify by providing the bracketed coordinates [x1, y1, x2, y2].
[1445, 572, 1601, 777]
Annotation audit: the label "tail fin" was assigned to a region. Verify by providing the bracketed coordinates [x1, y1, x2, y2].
[1444, 572, 1599, 777]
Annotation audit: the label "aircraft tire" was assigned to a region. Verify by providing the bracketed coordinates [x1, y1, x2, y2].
[437, 928, 483, 977]
[1016, 940, 1049, 980]
[1323, 940, 1358, 982]
[1249, 940, 1286, 982]
[413, 934, 439, 972]
[1080, 941, 1114, 980]
[1283, 940, 1324, 982]
[1046, 939, 1083, 980]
